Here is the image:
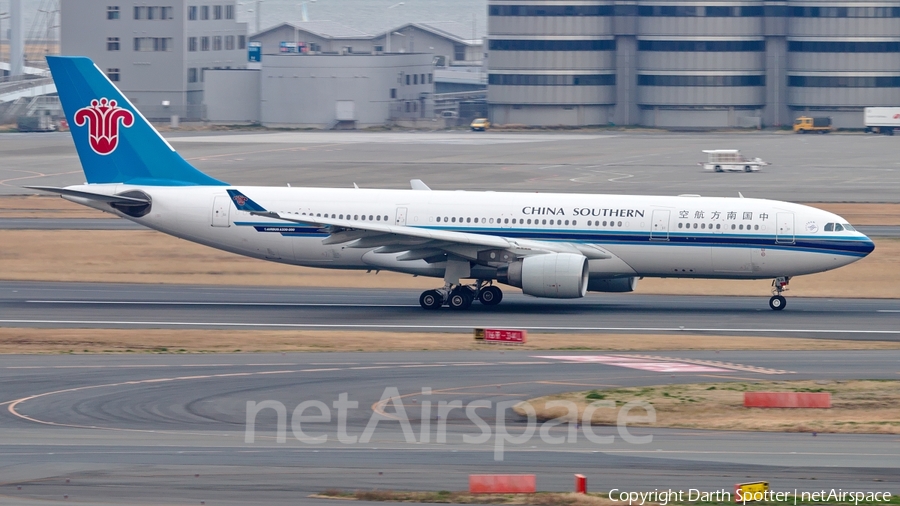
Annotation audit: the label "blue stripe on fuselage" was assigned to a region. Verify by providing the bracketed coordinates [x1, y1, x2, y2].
[234, 222, 873, 257]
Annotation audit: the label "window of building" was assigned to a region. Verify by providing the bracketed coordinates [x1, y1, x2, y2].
[224, 35, 235, 50]
[188, 68, 198, 83]
[390, 88, 397, 98]
[134, 37, 173, 51]
[225, 4, 234, 19]
[454, 44, 465, 60]
[201, 67, 208, 82]
[489, 39, 616, 51]
[188, 5, 197, 20]
[213, 36, 222, 50]
[201, 36, 210, 51]
[792, 6, 900, 17]
[489, 5, 613, 16]
[638, 40, 764, 52]
[107, 37, 120, 51]
[413, 74, 418, 85]
[214, 5, 222, 19]
[201, 5, 209, 19]
[488, 73, 616, 86]
[374, 45, 383, 52]
[147, 6, 157, 19]
[239, 35, 247, 49]
[421, 73, 425, 84]
[161, 6, 173, 19]
[788, 41, 900, 53]
[188, 37, 197, 51]
[405, 102, 411, 112]
[406, 74, 410, 85]
[428, 73, 433, 84]
[637, 74, 765, 86]
[134, 6, 144, 19]
[789, 75, 900, 87]
[107, 68, 120, 81]
[107, 6, 120, 19]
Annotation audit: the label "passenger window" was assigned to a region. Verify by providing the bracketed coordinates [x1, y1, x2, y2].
[489, 218, 494, 224]
[376, 215, 381, 221]
[354, 215, 358, 220]
[332, 214, 336, 218]
[602, 221, 607, 226]
[572, 220, 576, 225]
[339, 214, 344, 219]
[385, 216, 389, 221]
[701, 223, 706, 229]
[824, 223, 834, 231]
[678, 223, 683, 228]
[834, 223, 844, 231]
[452, 217, 456, 222]
[527, 219, 532, 224]
[369, 215, 373, 221]
[693, 223, 698, 229]
[716, 224, 721, 229]
[739, 224, 743, 230]
[542, 219, 547, 225]
[618, 221, 623, 227]
[754, 225, 759, 230]
[731, 224, 736, 230]
[588, 220, 592, 226]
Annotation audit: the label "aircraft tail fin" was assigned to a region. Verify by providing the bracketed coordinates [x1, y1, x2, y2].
[47, 56, 227, 186]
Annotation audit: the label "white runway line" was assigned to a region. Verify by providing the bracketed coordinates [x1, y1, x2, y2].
[27, 300, 418, 308]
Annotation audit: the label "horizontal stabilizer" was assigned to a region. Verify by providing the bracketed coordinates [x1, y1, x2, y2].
[25, 186, 150, 205]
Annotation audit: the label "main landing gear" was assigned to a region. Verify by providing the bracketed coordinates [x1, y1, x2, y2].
[419, 281, 503, 310]
[769, 276, 790, 310]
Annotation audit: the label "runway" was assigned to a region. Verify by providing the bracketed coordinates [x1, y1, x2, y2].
[2, 281, 899, 338]
[1, 350, 899, 505]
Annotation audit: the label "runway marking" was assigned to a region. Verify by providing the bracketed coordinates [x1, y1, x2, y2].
[878, 310, 900, 313]
[614, 354, 794, 375]
[2, 319, 898, 334]
[534, 355, 731, 373]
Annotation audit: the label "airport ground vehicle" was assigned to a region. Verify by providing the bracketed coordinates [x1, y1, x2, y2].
[699, 149, 768, 172]
[864, 107, 900, 135]
[793, 116, 833, 133]
[470, 118, 489, 131]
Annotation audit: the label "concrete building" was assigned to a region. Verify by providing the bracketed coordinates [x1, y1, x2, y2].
[487, 0, 900, 128]
[204, 52, 435, 128]
[251, 20, 483, 65]
[61, 0, 248, 120]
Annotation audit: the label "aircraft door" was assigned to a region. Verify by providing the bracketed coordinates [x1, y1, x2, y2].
[395, 207, 408, 226]
[211, 195, 231, 227]
[776, 212, 794, 244]
[650, 209, 670, 240]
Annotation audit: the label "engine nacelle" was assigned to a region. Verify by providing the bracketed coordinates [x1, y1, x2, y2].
[498, 253, 588, 299]
[588, 276, 638, 293]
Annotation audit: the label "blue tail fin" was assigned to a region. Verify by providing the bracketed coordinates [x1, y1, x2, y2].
[47, 56, 227, 186]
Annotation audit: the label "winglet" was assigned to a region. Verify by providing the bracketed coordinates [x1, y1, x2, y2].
[226, 189, 267, 212]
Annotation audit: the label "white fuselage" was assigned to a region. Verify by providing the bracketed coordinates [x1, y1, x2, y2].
[66, 184, 874, 285]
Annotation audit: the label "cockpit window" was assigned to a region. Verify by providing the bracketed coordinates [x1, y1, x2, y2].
[843, 223, 855, 231]
[834, 223, 844, 232]
[824, 223, 834, 232]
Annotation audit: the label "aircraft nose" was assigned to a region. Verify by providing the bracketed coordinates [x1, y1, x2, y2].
[860, 235, 875, 256]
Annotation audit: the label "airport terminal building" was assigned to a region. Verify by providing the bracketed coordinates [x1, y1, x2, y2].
[487, 0, 900, 128]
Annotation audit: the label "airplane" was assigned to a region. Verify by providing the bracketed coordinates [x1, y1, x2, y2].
[29, 56, 875, 311]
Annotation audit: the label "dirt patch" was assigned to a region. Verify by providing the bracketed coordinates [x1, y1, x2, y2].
[0, 229, 897, 298]
[2, 328, 899, 354]
[0, 196, 114, 219]
[519, 380, 900, 434]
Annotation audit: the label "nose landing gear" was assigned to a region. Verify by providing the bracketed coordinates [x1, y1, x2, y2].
[769, 276, 790, 310]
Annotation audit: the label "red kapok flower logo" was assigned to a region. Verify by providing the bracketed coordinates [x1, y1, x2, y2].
[73, 98, 135, 155]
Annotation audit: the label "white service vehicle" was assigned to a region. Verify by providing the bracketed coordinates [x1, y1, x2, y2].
[864, 107, 900, 135]
[700, 149, 768, 173]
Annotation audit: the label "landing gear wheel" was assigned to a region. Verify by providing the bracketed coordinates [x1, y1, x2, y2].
[447, 289, 473, 310]
[769, 295, 786, 311]
[419, 290, 443, 310]
[478, 286, 503, 306]
[744, 165, 752, 172]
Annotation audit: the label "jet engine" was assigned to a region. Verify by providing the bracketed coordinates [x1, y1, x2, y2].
[497, 253, 589, 298]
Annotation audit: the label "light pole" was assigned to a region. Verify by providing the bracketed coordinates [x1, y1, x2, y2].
[300, 0, 316, 22]
[385, 2, 404, 53]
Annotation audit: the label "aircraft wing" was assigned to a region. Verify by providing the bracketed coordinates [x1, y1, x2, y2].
[227, 190, 611, 262]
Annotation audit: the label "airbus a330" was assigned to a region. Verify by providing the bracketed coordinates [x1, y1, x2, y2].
[30, 56, 875, 311]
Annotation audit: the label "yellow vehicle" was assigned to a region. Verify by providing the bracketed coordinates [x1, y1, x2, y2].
[793, 116, 834, 133]
[470, 118, 490, 131]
